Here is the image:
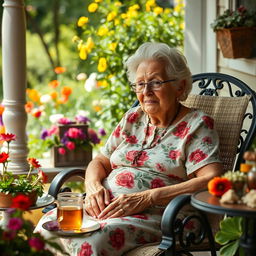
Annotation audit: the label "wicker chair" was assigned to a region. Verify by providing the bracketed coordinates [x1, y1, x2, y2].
[45, 73, 256, 256]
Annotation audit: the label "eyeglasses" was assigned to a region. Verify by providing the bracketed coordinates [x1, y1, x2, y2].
[130, 79, 177, 93]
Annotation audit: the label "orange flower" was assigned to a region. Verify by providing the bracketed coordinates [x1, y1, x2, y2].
[25, 102, 34, 113]
[27, 89, 40, 103]
[27, 158, 41, 168]
[0, 104, 5, 115]
[50, 91, 58, 100]
[208, 177, 232, 197]
[61, 86, 72, 97]
[31, 109, 42, 118]
[58, 96, 69, 104]
[48, 80, 60, 88]
[54, 67, 66, 74]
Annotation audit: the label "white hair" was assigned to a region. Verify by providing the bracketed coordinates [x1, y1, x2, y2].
[124, 42, 192, 101]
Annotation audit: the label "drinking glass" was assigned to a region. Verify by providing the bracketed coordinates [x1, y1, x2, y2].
[57, 192, 84, 231]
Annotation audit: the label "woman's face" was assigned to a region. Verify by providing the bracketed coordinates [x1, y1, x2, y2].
[135, 59, 184, 117]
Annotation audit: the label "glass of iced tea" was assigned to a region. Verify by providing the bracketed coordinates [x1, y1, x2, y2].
[57, 192, 84, 231]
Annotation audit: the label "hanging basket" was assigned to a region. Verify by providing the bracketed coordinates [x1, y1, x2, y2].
[216, 27, 256, 58]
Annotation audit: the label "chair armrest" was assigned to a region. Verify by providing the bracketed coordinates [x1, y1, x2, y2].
[158, 194, 191, 253]
[158, 194, 217, 256]
[48, 168, 85, 198]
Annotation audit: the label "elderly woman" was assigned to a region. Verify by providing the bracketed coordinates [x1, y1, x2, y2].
[36, 42, 223, 255]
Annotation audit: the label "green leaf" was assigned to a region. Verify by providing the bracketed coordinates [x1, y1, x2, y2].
[215, 217, 243, 244]
[220, 240, 240, 256]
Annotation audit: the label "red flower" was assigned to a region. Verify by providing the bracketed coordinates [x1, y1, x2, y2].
[127, 112, 139, 123]
[0, 133, 16, 142]
[168, 150, 181, 160]
[189, 149, 208, 164]
[173, 121, 190, 138]
[150, 178, 166, 188]
[66, 128, 84, 139]
[185, 134, 193, 144]
[126, 135, 138, 144]
[27, 158, 41, 168]
[66, 141, 75, 150]
[202, 136, 212, 144]
[208, 177, 232, 197]
[11, 194, 32, 210]
[0, 152, 9, 163]
[126, 150, 149, 166]
[78, 242, 93, 256]
[202, 116, 214, 129]
[28, 237, 45, 251]
[2, 230, 16, 240]
[58, 147, 66, 155]
[156, 163, 167, 172]
[115, 171, 135, 189]
[109, 228, 125, 250]
[38, 170, 48, 183]
[145, 126, 154, 137]
[113, 125, 121, 138]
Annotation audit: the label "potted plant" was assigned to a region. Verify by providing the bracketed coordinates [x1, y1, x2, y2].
[0, 133, 47, 208]
[211, 6, 256, 58]
[41, 115, 106, 167]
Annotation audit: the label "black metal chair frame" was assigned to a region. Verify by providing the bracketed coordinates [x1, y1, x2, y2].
[45, 73, 256, 256]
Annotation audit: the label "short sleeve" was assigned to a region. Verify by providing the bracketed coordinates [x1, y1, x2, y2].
[185, 114, 221, 175]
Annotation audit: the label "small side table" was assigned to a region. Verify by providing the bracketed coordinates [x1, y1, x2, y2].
[0, 194, 55, 228]
[191, 190, 256, 256]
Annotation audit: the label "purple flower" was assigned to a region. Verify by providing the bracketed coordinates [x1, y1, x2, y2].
[40, 129, 49, 140]
[7, 217, 23, 230]
[75, 115, 90, 124]
[58, 117, 73, 125]
[46, 220, 59, 231]
[98, 128, 106, 136]
[88, 128, 100, 144]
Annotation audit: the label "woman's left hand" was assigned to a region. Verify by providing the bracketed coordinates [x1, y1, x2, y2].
[97, 191, 152, 219]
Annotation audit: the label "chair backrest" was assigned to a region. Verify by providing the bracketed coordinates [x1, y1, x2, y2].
[132, 72, 256, 171]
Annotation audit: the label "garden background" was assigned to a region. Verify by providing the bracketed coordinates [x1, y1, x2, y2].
[0, 0, 184, 158]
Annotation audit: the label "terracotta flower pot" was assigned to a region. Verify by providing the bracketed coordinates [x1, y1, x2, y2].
[0, 191, 38, 208]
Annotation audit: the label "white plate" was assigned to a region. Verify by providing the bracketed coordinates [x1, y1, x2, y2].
[42, 218, 100, 237]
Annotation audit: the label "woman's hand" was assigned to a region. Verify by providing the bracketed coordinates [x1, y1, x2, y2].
[85, 181, 111, 218]
[98, 191, 153, 219]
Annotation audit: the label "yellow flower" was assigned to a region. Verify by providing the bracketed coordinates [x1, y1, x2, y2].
[85, 37, 94, 53]
[121, 13, 127, 19]
[77, 16, 89, 27]
[114, 1, 122, 6]
[114, 19, 120, 25]
[97, 57, 107, 72]
[174, 3, 184, 13]
[107, 11, 117, 22]
[79, 45, 87, 60]
[97, 26, 109, 36]
[27, 89, 40, 103]
[72, 36, 80, 43]
[97, 80, 108, 88]
[127, 10, 138, 18]
[129, 4, 140, 11]
[95, 0, 102, 2]
[180, 22, 185, 30]
[88, 3, 98, 13]
[153, 7, 163, 15]
[109, 42, 117, 51]
[164, 9, 171, 14]
[146, 0, 155, 11]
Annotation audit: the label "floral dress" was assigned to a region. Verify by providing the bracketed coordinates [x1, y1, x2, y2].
[35, 106, 221, 256]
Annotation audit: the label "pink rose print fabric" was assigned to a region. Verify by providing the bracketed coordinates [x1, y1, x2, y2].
[35, 106, 221, 255]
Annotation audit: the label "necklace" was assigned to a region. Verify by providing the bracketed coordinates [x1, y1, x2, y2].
[132, 103, 181, 165]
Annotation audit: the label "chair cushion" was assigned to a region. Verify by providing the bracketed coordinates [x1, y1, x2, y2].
[182, 94, 250, 171]
[124, 243, 162, 256]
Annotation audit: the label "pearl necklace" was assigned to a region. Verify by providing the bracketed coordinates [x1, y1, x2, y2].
[132, 103, 181, 165]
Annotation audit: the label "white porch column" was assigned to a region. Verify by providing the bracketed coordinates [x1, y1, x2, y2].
[2, 0, 29, 172]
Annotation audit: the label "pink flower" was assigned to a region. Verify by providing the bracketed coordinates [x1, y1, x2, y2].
[127, 112, 139, 123]
[125, 135, 138, 144]
[126, 150, 149, 166]
[58, 117, 72, 124]
[150, 178, 166, 188]
[66, 141, 75, 150]
[202, 116, 214, 129]
[78, 242, 93, 256]
[203, 136, 212, 144]
[156, 163, 167, 172]
[113, 125, 121, 138]
[28, 237, 45, 251]
[189, 149, 208, 163]
[0, 133, 16, 142]
[58, 147, 66, 155]
[109, 228, 125, 250]
[168, 150, 181, 160]
[144, 126, 154, 137]
[173, 121, 190, 138]
[67, 128, 84, 139]
[7, 217, 23, 230]
[48, 125, 58, 136]
[115, 171, 135, 188]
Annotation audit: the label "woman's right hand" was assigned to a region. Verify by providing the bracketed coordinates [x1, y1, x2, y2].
[84, 181, 111, 218]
